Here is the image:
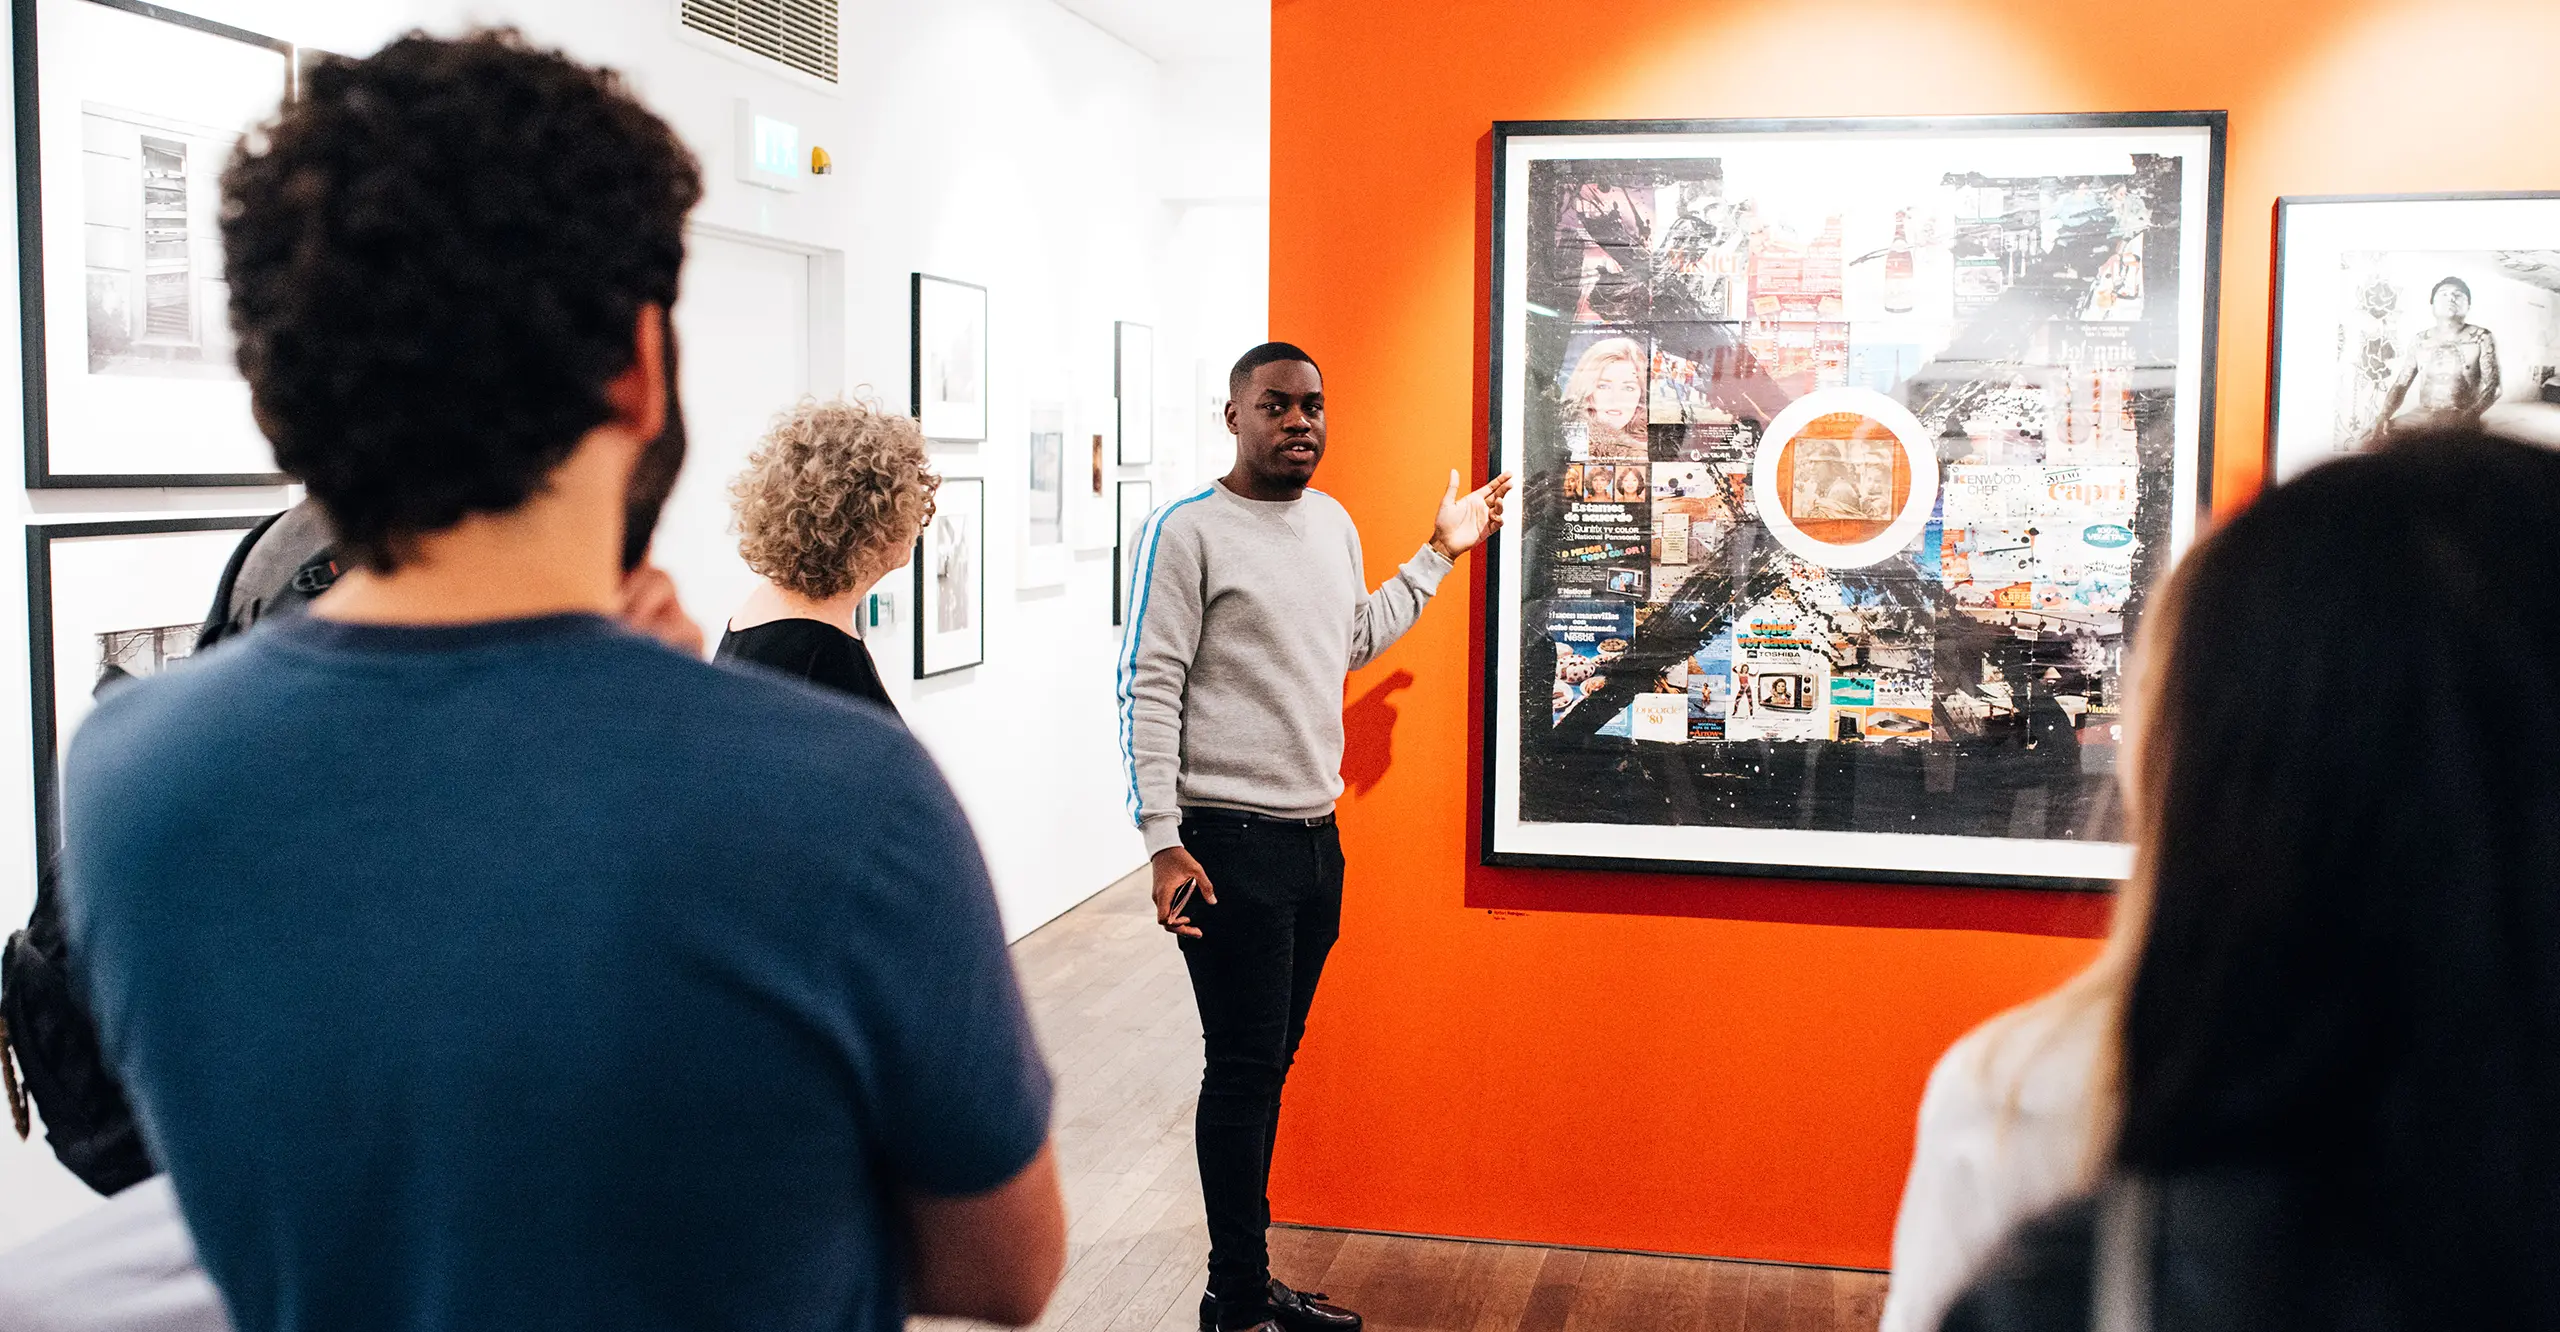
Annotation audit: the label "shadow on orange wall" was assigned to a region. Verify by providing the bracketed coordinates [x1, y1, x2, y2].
[1342, 669, 1415, 796]
[1271, 0, 2560, 1272]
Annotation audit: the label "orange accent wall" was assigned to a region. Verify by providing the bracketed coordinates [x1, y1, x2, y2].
[1270, 0, 2560, 1269]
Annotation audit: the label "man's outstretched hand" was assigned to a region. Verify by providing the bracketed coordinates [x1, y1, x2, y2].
[1151, 845, 1214, 939]
[1430, 469, 1514, 560]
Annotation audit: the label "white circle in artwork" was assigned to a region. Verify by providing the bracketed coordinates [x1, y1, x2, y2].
[1750, 386, 1940, 569]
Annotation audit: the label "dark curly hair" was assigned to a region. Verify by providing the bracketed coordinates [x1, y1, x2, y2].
[220, 30, 703, 570]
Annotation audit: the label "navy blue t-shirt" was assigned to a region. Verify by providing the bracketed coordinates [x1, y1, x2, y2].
[61, 613, 1051, 1332]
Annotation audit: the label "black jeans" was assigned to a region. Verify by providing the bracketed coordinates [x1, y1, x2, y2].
[1175, 811, 1344, 1309]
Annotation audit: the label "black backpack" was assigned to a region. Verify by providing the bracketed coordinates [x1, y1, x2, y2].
[1, 862, 154, 1194]
[0, 504, 335, 1194]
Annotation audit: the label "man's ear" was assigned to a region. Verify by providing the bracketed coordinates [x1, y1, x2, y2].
[604, 304, 669, 443]
[1223, 396, 1238, 436]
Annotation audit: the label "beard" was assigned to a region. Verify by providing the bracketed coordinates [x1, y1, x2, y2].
[620, 309, 688, 573]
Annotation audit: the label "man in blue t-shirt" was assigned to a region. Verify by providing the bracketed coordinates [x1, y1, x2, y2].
[58, 31, 1063, 1332]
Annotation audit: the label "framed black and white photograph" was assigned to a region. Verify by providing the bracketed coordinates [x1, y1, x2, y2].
[28, 514, 269, 870]
[2269, 193, 2560, 483]
[1115, 320, 1153, 465]
[1483, 113, 2226, 888]
[1112, 479, 1153, 626]
[911, 273, 987, 443]
[16, 0, 297, 486]
[1020, 401, 1067, 590]
[913, 475, 984, 676]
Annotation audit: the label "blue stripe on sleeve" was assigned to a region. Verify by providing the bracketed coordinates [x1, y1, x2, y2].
[1116, 487, 1218, 824]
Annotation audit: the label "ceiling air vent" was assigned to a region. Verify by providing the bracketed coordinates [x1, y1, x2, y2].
[680, 0, 840, 85]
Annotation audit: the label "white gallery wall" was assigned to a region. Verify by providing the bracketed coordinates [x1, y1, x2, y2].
[0, 0, 1267, 1246]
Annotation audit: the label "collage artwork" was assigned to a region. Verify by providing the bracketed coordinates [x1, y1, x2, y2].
[1504, 131, 2208, 878]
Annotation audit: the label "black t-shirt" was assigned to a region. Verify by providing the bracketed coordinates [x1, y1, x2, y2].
[716, 618, 898, 717]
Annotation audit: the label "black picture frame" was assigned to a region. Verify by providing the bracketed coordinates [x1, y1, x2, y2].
[28, 513, 267, 875]
[2266, 190, 2560, 485]
[910, 272, 988, 443]
[1480, 112, 2229, 890]
[1112, 478, 1153, 626]
[14, 0, 297, 487]
[1114, 320, 1153, 465]
[911, 475, 985, 677]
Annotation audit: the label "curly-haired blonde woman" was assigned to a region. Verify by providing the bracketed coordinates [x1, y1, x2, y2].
[715, 397, 938, 715]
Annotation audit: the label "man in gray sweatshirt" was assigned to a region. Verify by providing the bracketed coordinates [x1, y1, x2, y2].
[1116, 342, 1510, 1332]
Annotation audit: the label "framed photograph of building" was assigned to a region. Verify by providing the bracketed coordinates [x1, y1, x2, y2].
[28, 513, 269, 871]
[1483, 113, 2226, 888]
[913, 475, 983, 676]
[912, 273, 987, 443]
[1115, 320, 1153, 465]
[2268, 193, 2560, 483]
[16, 0, 297, 486]
[1113, 479, 1153, 626]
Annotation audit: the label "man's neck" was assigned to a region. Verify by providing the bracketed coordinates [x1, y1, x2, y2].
[1220, 468, 1306, 502]
[313, 448, 629, 626]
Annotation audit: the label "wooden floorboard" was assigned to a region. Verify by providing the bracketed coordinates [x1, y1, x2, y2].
[916, 870, 1887, 1332]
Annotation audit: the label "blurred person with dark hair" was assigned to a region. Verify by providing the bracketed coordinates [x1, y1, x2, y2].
[1940, 426, 2560, 1331]
[56, 30, 1060, 1332]
[717, 396, 936, 712]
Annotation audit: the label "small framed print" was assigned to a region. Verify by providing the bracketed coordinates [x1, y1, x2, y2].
[913, 476, 985, 676]
[912, 273, 988, 443]
[16, 0, 299, 486]
[1115, 320, 1153, 465]
[1019, 402, 1067, 590]
[28, 513, 269, 871]
[1112, 479, 1154, 626]
[2268, 192, 2560, 483]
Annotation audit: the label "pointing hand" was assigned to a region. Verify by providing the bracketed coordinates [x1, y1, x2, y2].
[1431, 469, 1514, 559]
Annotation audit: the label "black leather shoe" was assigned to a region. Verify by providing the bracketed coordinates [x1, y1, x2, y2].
[1200, 1280, 1362, 1332]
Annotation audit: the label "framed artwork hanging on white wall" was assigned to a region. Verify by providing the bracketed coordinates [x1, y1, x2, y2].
[914, 476, 984, 676]
[1019, 402, 1068, 590]
[2268, 192, 2560, 484]
[912, 273, 987, 443]
[1066, 396, 1116, 552]
[1112, 479, 1153, 626]
[28, 514, 269, 872]
[16, 0, 297, 486]
[1115, 320, 1153, 464]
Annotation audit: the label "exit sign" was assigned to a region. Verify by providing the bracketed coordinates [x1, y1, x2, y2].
[733, 99, 806, 193]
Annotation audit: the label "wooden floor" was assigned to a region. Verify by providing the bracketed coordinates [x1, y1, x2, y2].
[917, 871, 1887, 1332]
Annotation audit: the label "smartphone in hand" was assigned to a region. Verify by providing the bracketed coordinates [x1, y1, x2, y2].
[1168, 877, 1197, 920]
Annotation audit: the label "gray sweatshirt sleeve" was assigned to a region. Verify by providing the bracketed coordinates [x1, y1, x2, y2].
[1118, 512, 1203, 857]
[1346, 530, 1456, 671]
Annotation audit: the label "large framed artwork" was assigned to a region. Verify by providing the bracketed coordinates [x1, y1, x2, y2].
[16, 0, 297, 486]
[1115, 321, 1154, 464]
[1112, 479, 1152, 626]
[911, 273, 987, 443]
[2269, 192, 2560, 483]
[29, 514, 268, 872]
[914, 475, 984, 676]
[1484, 114, 2226, 888]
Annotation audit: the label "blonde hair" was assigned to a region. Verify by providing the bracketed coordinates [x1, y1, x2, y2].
[1564, 337, 1646, 414]
[730, 396, 937, 600]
